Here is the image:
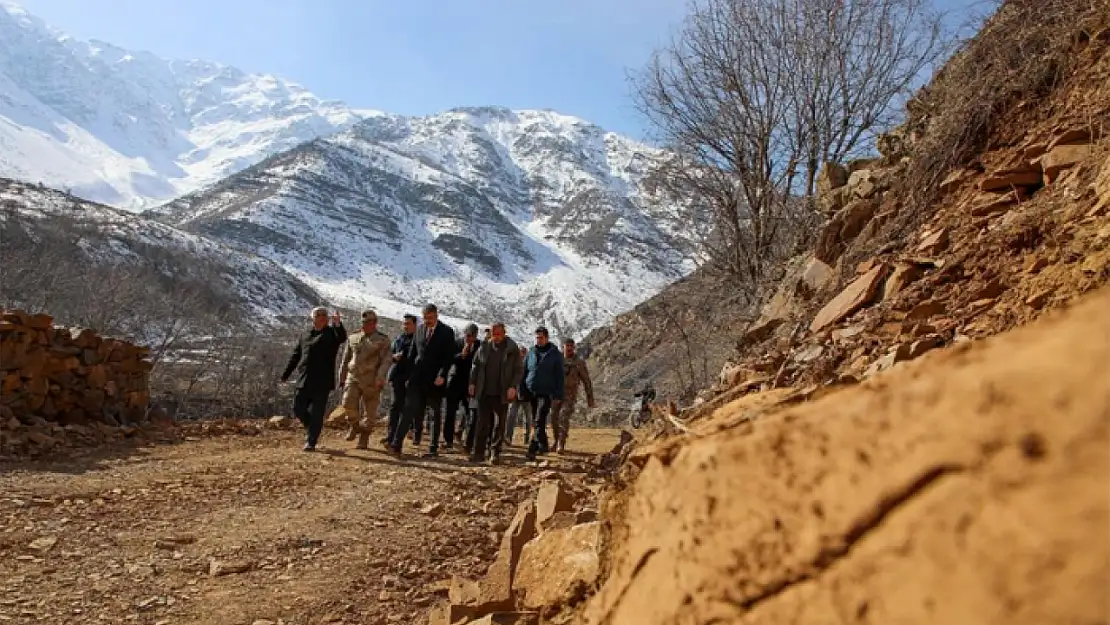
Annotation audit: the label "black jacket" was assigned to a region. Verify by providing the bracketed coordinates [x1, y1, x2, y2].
[447, 337, 480, 393]
[407, 322, 456, 389]
[388, 332, 414, 385]
[281, 323, 348, 392]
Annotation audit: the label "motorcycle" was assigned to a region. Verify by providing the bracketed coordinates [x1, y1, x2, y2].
[628, 396, 651, 429]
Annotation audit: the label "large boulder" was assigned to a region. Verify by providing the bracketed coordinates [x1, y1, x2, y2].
[979, 166, 1042, 192]
[427, 602, 479, 625]
[514, 522, 603, 610]
[816, 162, 849, 196]
[884, 262, 926, 301]
[1038, 144, 1091, 184]
[453, 501, 538, 614]
[536, 481, 577, 528]
[798, 257, 834, 297]
[847, 169, 887, 200]
[814, 199, 879, 264]
[817, 185, 851, 215]
[810, 263, 890, 333]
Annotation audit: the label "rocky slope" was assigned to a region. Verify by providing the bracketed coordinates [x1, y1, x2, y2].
[585, 284, 1109, 625]
[0, 178, 321, 319]
[0, 2, 370, 210]
[151, 107, 692, 338]
[493, 1, 1110, 623]
[584, 0, 1110, 410]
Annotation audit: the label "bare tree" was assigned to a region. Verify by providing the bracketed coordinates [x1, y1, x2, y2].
[636, 0, 948, 292]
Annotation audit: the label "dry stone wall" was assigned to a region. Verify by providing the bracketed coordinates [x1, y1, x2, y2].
[0, 309, 154, 458]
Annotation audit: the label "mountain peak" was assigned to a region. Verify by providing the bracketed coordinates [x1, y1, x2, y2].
[0, 3, 367, 210]
[0, 3, 694, 337]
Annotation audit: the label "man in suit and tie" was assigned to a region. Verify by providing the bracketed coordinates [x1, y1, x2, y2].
[387, 303, 455, 457]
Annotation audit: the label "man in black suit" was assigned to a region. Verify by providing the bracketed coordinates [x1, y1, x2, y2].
[281, 307, 347, 451]
[387, 303, 455, 457]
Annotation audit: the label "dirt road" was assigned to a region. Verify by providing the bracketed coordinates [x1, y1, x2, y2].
[0, 426, 621, 625]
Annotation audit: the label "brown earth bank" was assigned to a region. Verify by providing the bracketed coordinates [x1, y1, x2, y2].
[579, 284, 1109, 625]
[551, 3, 1110, 625]
[0, 426, 623, 625]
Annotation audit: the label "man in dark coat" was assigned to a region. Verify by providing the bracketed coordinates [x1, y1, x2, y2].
[447, 323, 480, 451]
[387, 304, 455, 457]
[281, 307, 348, 451]
[385, 314, 417, 444]
[468, 322, 522, 465]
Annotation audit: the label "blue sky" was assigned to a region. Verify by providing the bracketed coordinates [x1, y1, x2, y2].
[16, 0, 989, 140]
[16, 0, 689, 139]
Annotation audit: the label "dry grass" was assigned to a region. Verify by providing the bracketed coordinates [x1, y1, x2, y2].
[891, 0, 1110, 236]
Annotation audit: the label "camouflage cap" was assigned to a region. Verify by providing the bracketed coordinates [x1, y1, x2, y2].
[360, 310, 377, 322]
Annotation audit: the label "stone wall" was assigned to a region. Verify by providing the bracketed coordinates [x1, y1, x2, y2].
[0, 309, 153, 458]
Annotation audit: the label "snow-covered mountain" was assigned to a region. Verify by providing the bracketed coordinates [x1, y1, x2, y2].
[0, 3, 694, 338]
[0, 177, 321, 318]
[0, 2, 372, 210]
[154, 107, 692, 338]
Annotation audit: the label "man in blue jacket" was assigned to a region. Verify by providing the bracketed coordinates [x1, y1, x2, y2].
[522, 325, 564, 461]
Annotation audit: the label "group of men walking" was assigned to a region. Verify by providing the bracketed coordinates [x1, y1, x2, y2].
[280, 304, 595, 464]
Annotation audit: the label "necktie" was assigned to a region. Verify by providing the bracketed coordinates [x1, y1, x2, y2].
[426, 326, 433, 342]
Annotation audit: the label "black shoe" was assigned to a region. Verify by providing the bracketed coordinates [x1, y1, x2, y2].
[423, 449, 438, 458]
[489, 454, 501, 466]
[303, 444, 316, 452]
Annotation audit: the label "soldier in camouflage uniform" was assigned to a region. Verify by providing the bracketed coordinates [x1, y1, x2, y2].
[552, 337, 595, 453]
[338, 310, 392, 449]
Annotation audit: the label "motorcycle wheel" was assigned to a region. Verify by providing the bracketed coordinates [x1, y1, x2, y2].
[630, 410, 645, 429]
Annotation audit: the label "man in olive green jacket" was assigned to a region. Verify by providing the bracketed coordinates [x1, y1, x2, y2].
[468, 323, 522, 464]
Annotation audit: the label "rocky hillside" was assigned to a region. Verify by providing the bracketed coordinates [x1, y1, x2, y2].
[151, 107, 692, 338]
[0, 178, 321, 321]
[699, 9, 1109, 404]
[0, 2, 371, 210]
[585, 0, 1110, 409]
[525, 1, 1110, 623]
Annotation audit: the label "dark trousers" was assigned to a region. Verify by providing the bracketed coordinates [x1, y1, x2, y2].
[527, 395, 553, 457]
[387, 382, 406, 443]
[444, 388, 467, 446]
[465, 400, 483, 452]
[292, 387, 330, 447]
[474, 396, 508, 460]
[464, 403, 490, 452]
[393, 384, 443, 452]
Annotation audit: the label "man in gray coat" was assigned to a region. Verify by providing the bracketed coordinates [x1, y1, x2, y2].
[468, 322, 521, 465]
